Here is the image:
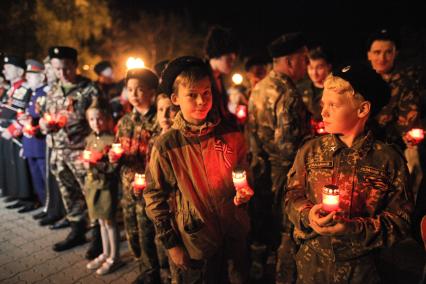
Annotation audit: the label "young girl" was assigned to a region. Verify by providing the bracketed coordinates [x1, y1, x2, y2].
[84, 98, 122, 275]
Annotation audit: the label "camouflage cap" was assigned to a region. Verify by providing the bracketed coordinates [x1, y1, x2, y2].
[268, 32, 306, 58]
[333, 63, 390, 117]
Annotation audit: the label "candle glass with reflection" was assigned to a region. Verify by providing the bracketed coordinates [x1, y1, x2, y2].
[111, 143, 124, 158]
[407, 128, 424, 144]
[133, 173, 146, 193]
[321, 184, 340, 213]
[232, 169, 248, 190]
[83, 150, 92, 163]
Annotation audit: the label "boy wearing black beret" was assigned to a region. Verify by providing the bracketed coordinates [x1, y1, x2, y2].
[285, 64, 413, 284]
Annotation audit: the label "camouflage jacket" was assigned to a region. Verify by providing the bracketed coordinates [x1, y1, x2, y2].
[144, 111, 250, 260]
[285, 131, 413, 261]
[45, 76, 99, 149]
[296, 77, 323, 122]
[375, 67, 421, 143]
[248, 70, 310, 169]
[115, 106, 157, 176]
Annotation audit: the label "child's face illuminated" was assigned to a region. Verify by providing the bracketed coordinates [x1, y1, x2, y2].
[126, 78, 154, 109]
[157, 97, 177, 131]
[321, 89, 361, 135]
[87, 109, 107, 134]
[172, 76, 213, 125]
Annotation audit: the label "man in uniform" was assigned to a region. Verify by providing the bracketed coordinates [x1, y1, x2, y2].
[39, 46, 99, 252]
[1, 55, 34, 208]
[248, 33, 310, 283]
[366, 29, 423, 200]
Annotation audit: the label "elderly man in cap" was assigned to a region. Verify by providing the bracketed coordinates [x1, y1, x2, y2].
[39, 46, 100, 254]
[1, 55, 34, 209]
[248, 32, 310, 283]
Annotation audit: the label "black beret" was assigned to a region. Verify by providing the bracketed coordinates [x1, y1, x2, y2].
[153, 59, 169, 77]
[3, 55, 26, 70]
[48, 46, 78, 61]
[94, 60, 112, 75]
[268, 32, 306, 58]
[205, 26, 239, 59]
[333, 63, 391, 118]
[366, 29, 399, 51]
[158, 56, 209, 96]
[125, 68, 159, 90]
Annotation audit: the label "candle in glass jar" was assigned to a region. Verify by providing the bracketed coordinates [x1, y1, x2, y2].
[232, 169, 248, 190]
[407, 128, 424, 143]
[235, 105, 247, 122]
[133, 173, 146, 192]
[83, 150, 92, 162]
[43, 113, 55, 125]
[322, 184, 340, 213]
[111, 143, 124, 157]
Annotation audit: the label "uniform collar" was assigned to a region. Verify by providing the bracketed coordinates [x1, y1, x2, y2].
[269, 70, 293, 83]
[131, 105, 155, 122]
[12, 79, 25, 90]
[172, 111, 220, 137]
[324, 131, 375, 157]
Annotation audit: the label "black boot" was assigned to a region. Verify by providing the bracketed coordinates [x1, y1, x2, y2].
[52, 220, 87, 252]
[85, 224, 103, 260]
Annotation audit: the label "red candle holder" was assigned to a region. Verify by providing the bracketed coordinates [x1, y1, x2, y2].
[407, 128, 424, 144]
[56, 114, 68, 128]
[111, 143, 124, 157]
[83, 150, 92, 163]
[321, 184, 340, 213]
[23, 124, 36, 136]
[235, 105, 247, 123]
[133, 173, 146, 192]
[232, 169, 248, 190]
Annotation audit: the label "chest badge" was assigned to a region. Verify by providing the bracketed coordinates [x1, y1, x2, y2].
[214, 139, 233, 169]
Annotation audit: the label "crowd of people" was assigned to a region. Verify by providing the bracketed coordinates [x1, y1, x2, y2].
[0, 26, 425, 284]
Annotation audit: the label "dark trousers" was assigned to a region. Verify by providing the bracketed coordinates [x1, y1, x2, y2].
[27, 157, 46, 205]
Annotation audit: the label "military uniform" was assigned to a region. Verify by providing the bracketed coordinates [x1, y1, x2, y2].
[114, 107, 160, 277]
[22, 84, 48, 205]
[297, 77, 323, 123]
[45, 76, 98, 222]
[375, 67, 421, 146]
[285, 132, 413, 284]
[0, 78, 33, 200]
[84, 131, 117, 221]
[144, 111, 250, 283]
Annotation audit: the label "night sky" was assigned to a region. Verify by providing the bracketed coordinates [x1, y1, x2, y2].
[109, 0, 426, 66]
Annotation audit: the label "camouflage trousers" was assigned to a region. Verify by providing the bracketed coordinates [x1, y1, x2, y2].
[50, 148, 87, 222]
[295, 245, 381, 284]
[271, 165, 298, 284]
[121, 170, 159, 276]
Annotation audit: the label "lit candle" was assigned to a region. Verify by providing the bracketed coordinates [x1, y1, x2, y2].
[56, 114, 68, 128]
[316, 121, 327, 135]
[235, 105, 247, 123]
[83, 150, 92, 162]
[322, 184, 340, 213]
[133, 173, 146, 192]
[232, 169, 248, 190]
[111, 143, 124, 157]
[43, 113, 56, 126]
[24, 124, 35, 136]
[407, 128, 424, 143]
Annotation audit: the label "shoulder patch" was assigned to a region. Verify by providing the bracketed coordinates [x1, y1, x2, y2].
[358, 166, 387, 178]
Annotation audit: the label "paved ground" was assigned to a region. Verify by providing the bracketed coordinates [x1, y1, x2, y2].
[0, 198, 139, 284]
[0, 197, 425, 284]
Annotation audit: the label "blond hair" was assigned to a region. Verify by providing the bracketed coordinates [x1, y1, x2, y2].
[323, 74, 364, 106]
